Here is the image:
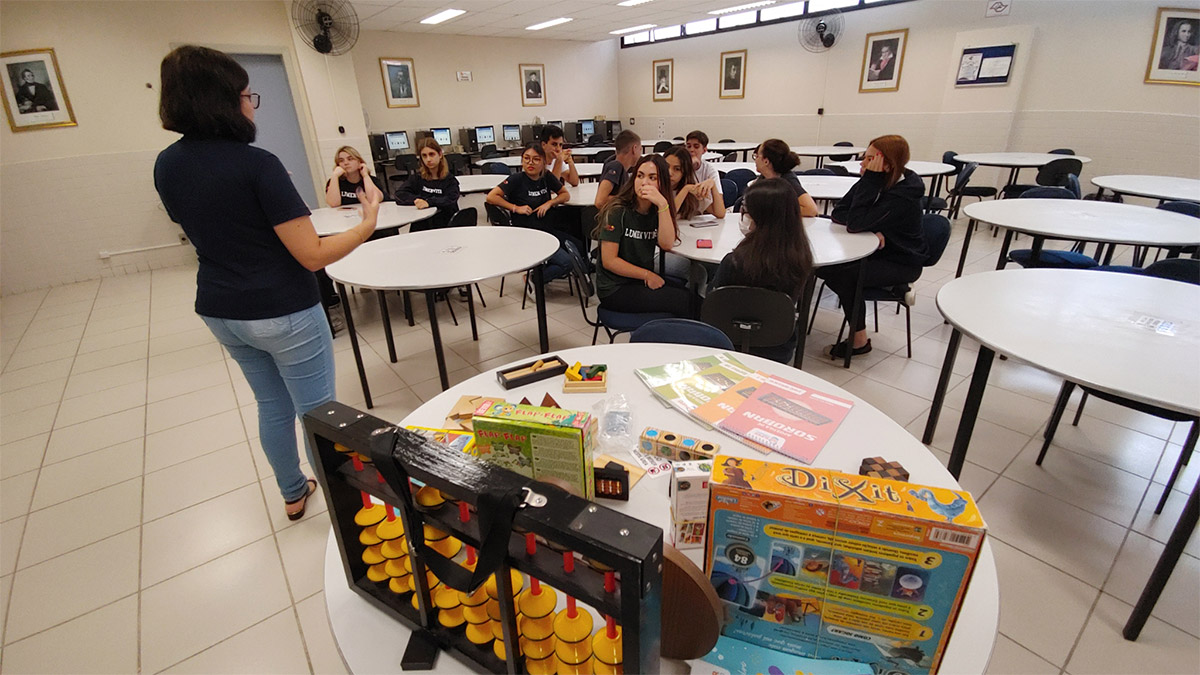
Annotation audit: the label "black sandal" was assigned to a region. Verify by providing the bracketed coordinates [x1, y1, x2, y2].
[285, 479, 317, 521]
[829, 339, 872, 359]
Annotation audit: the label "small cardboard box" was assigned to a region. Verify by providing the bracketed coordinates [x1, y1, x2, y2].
[670, 460, 713, 549]
[704, 455, 986, 675]
[470, 402, 596, 499]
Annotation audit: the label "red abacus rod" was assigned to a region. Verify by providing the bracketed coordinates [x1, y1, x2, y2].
[606, 615, 617, 639]
[562, 551, 574, 573]
[530, 576, 541, 595]
[384, 505, 397, 521]
[459, 501, 470, 523]
[604, 571, 615, 593]
[466, 546, 477, 566]
[360, 491, 373, 510]
[351, 455, 364, 472]
[526, 533, 537, 556]
[566, 595, 577, 619]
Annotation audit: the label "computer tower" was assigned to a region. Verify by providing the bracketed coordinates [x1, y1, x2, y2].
[368, 134, 389, 163]
[605, 121, 622, 142]
[521, 124, 540, 146]
[459, 128, 479, 154]
[563, 122, 582, 144]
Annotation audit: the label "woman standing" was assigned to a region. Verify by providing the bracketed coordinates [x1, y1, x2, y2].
[154, 46, 379, 519]
[324, 146, 384, 207]
[754, 139, 820, 217]
[815, 134, 927, 359]
[393, 138, 461, 232]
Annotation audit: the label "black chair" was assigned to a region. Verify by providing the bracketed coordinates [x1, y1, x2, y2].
[700, 286, 797, 359]
[445, 153, 470, 176]
[482, 162, 512, 175]
[587, 133, 604, 146]
[1037, 258, 1200, 515]
[1001, 157, 1084, 199]
[594, 150, 616, 165]
[829, 141, 857, 162]
[721, 179, 738, 208]
[630, 318, 735, 349]
[717, 138, 735, 143]
[653, 141, 675, 153]
[562, 240, 674, 344]
[826, 164, 852, 177]
[1149, 201, 1200, 263]
[722, 152, 738, 162]
[673, 136, 685, 141]
[1007, 186, 1099, 270]
[800, 168, 834, 176]
[1048, 148, 1075, 155]
[479, 144, 502, 159]
[395, 154, 420, 177]
[944, 162, 998, 219]
[726, 169, 756, 197]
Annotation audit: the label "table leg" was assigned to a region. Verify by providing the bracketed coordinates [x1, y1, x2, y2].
[403, 291, 415, 326]
[815, 156, 825, 169]
[425, 291, 450, 391]
[947, 346, 995, 479]
[336, 283, 373, 409]
[794, 275, 817, 369]
[995, 230, 1015, 270]
[955, 219, 977, 278]
[1006, 167, 1021, 189]
[925, 175, 940, 213]
[1123, 476, 1199, 640]
[533, 264, 550, 353]
[1029, 236, 1045, 267]
[376, 291, 398, 363]
[844, 263, 866, 369]
[922, 329, 962, 444]
[466, 285, 478, 341]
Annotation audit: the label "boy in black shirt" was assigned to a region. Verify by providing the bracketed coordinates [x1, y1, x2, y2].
[594, 129, 642, 209]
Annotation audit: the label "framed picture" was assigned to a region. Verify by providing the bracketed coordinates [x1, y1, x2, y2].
[859, 29, 908, 93]
[955, 44, 1017, 86]
[1, 48, 76, 132]
[719, 50, 746, 99]
[1145, 7, 1199, 86]
[653, 59, 673, 102]
[380, 57, 419, 108]
[520, 63, 546, 107]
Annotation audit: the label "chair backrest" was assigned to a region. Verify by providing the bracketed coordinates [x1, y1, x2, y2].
[653, 141, 675, 153]
[595, 150, 616, 164]
[484, 202, 512, 228]
[952, 161, 978, 192]
[700, 286, 797, 352]
[1158, 201, 1200, 218]
[446, 207, 477, 229]
[673, 136, 685, 141]
[726, 168, 756, 193]
[482, 162, 511, 175]
[588, 134, 604, 146]
[920, 214, 953, 266]
[800, 168, 835, 176]
[722, 152, 738, 162]
[1048, 148, 1075, 155]
[942, 150, 963, 174]
[826, 164, 852, 177]
[445, 153, 469, 176]
[1064, 173, 1082, 199]
[1143, 258, 1200, 285]
[562, 239, 598, 313]
[630, 318, 736, 349]
[721, 179, 738, 208]
[396, 154, 420, 173]
[1020, 186, 1077, 200]
[580, 205, 600, 238]
[717, 138, 735, 143]
[479, 144, 499, 158]
[1035, 158, 1083, 187]
[829, 141, 856, 162]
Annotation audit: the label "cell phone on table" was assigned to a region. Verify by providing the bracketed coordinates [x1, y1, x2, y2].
[697, 239, 713, 248]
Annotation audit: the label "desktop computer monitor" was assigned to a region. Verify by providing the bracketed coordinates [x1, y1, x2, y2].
[580, 120, 595, 137]
[475, 126, 495, 145]
[385, 131, 409, 153]
[502, 125, 521, 143]
[547, 121, 563, 130]
[431, 127, 452, 146]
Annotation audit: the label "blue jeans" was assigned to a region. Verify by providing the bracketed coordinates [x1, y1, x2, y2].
[201, 304, 335, 503]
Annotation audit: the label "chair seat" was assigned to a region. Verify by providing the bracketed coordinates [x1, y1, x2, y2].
[1008, 249, 1098, 269]
[960, 185, 998, 197]
[596, 307, 676, 332]
[921, 196, 948, 211]
[1001, 184, 1035, 199]
[861, 284, 910, 303]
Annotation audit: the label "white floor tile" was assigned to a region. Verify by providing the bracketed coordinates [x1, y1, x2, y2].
[30, 438, 143, 510]
[1, 470, 37, 522]
[3, 340, 78, 372]
[145, 382, 237, 434]
[1131, 483, 1200, 559]
[262, 475, 328, 533]
[0, 402, 57, 445]
[839, 377, 932, 429]
[145, 408, 247, 473]
[0, 357, 72, 393]
[62, 360, 146, 399]
[147, 342, 225, 378]
[911, 405, 1033, 474]
[69, 340, 147, 375]
[0, 596, 138, 674]
[143, 443, 258, 521]
[0, 572, 11, 638]
[53, 380, 145, 428]
[44, 406, 145, 465]
[1065, 593, 1200, 675]
[162, 608, 311, 674]
[1, 516, 25, 576]
[1103, 532, 1199, 637]
[0, 433, 47, 479]
[275, 514, 330, 601]
[986, 633, 1060, 675]
[18, 478, 142, 569]
[296, 591, 351, 675]
[1039, 414, 1170, 480]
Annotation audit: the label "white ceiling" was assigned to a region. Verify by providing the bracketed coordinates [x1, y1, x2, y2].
[347, 0, 782, 42]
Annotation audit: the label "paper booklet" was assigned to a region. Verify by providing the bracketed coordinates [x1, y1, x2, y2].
[689, 371, 773, 454]
[634, 353, 747, 414]
[716, 375, 853, 464]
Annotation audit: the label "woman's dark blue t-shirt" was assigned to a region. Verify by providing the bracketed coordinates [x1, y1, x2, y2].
[154, 138, 317, 320]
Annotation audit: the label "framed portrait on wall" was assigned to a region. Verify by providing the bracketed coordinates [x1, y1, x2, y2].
[859, 29, 908, 93]
[653, 58, 673, 102]
[520, 63, 546, 106]
[1, 48, 76, 132]
[1145, 7, 1199, 85]
[380, 57, 419, 108]
[719, 50, 746, 99]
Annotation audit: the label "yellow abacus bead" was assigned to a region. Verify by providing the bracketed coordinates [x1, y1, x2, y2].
[423, 524, 448, 542]
[491, 618, 507, 641]
[434, 584, 462, 610]
[438, 605, 466, 628]
[553, 609, 594, 644]
[525, 652, 557, 675]
[354, 452, 373, 464]
[462, 603, 490, 624]
[388, 575, 411, 594]
[592, 626, 622, 667]
[361, 544, 385, 565]
[359, 525, 383, 546]
[384, 557, 407, 578]
[485, 569, 524, 599]
[555, 655, 594, 675]
[465, 621, 493, 645]
[380, 538, 407, 559]
[593, 659, 623, 675]
[554, 637, 593, 667]
[414, 486, 446, 508]
[520, 635, 557, 660]
[334, 443, 352, 453]
[431, 536, 463, 559]
[493, 639, 507, 661]
[354, 504, 387, 527]
[485, 598, 502, 622]
[518, 585, 558, 620]
[366, 563, 389, 583]
[374, 517, 405, 540]
[520, 613, 556, 641]
[459, 585, 489, 607]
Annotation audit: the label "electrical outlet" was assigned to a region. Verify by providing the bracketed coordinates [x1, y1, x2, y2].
[178, 233, 189, 244]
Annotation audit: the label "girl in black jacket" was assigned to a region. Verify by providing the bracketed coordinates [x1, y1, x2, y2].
[815, 134, 928, 359]
[394, 138, 460, 231]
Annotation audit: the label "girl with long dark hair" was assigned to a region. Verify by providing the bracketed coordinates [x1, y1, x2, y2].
[664, 145, 725, 220]
[754, 138, 820, 217]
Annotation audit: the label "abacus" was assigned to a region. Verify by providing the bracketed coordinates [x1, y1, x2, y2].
[305, 402, 663, 674]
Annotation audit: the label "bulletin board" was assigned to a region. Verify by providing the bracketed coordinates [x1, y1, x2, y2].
[955, 44, 1016, 86]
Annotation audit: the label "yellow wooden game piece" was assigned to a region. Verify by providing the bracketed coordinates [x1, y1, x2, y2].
[592, 624, 622, 667]
[366, 563, 389, 583]
[553, 608, 594, 643]
[494, 638, 508, 661]
[485, 598, 502, 621]
[361, 544, 385, 565]
[565, 362, 583, 381]
[491, 616, 507, 641]
[519, 613, 556, 641]
[414, 486, 446, 509]
[380, 538, 406, 559]
[423, 524, 449, 542]
[525, 651, 557, 675]
[388, 575, 411, 594]
[359, 524, 383, 546]
[430, 536, 463, 559]
[485, 569, 524, 598]
[354, 503, 387, 527]
[384, 557, 407, 578]
[374, 515, 405, 540]
[465, 621, 493, 645]
[593, 659, 623, 675]
[555, 637, 593, 666]
[518, 584, 557, 619]
[462, 603, 490, 625]
[438, 604, 466, 628]
[434, 584, 461, 610]
[334, 443, 352, 453]
[520, 634, 557, 660]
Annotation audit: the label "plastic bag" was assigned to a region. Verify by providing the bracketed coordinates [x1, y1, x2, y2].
[593, 394, 635, 454]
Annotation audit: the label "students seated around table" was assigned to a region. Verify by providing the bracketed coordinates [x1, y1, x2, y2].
[664, 145, 726, 219]
[539, 124, 579, 187]
[754, 139, 820, 217]
[595, 129, 643, 209]
[323, 145, 384, 207]
[815, 134, 927, 359]
[712, 178, 815, 363]
[684, 130, 724, 205]
[593, 155, 699, 318]
[485, 142, 573, 283]
[393, 138, 460, 232]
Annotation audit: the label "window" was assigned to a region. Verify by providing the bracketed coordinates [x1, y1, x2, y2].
[717, 10, 758, 29]
[808, 0, 859, 12]
[685, 18, 718, 34]
[652, 25, 682, 40]
[759, 1, 807, 21]
[621, 31, 652, 45]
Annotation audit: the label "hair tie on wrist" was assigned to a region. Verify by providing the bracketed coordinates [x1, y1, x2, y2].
[658, 206, 668, 213]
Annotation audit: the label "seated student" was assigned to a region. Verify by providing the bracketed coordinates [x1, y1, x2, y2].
[754, 139, 820, 217]
[324, 146, 384, 207]
[539, 124, 579, 187]
[712, 179, 814, 363]
[485, 143, 573, 282]
[664, 145, 725, 219]
[683, 130, 724, 205]
[594, 129, 642, 209]
[593, 154, 699, 318]
[393, 138, 460, 232]
[815, 134, 927, 359]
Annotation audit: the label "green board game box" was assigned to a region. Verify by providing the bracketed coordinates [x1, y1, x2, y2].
[470, 402, 597, 499]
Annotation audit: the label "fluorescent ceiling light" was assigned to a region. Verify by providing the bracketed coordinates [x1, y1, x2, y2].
[617, 0, 655, 6]
[420, 9, 466, 25]
[709, 1, 775, 14]
[527, 17, 573, 30]
[610, 23, 657, 35]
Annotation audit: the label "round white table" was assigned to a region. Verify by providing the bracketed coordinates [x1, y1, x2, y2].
[952, 152, 1093, 189]
[567, 146, 614, 159]
[1091, 175, 1200, 203]
[566, 182, 600, 207]
[709, 162, 758, 175]
[310, 203, 436, 237]
[706, 141, 758, 160]
[919, 270, 1199, 641]
[474, 156, 604, 179]
[325, 343, 1000, 675]
[954, 198, 1200, 277]
[456, 174, 506, 194]
[790, 145, 866, 168]
[326, 228, 559, 398]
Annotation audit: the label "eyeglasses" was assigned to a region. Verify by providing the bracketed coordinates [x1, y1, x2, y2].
[241, 92, 261, 109]
[751, 152, 759, 159]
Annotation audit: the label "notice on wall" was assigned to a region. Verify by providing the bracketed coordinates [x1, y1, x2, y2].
[956, 44, 1016, 86]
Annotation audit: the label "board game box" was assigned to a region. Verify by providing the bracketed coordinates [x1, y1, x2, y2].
[704, 455, 986, 675]
[470, 402, 597, 499]
[670, 459, 713, 550]
[691, 635, 872, 675]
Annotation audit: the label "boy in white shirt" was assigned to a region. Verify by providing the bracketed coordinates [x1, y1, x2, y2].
[539, 125, 579, 187]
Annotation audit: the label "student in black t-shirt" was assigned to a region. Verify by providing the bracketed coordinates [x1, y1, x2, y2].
[754, 139, 819, 217]
[324, 146, 384, 207]
[594, 129, 642, 209]
[593, 154, 699, 317]
[486, 143, 573, 281]
[154, 46, 379, 522]
[394, 137, 460, 232]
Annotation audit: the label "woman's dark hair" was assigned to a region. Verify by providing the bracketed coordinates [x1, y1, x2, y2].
[757, 138, 799, 175]
[730, 178, 814, 296]
[664, 145, 700, 220]
[869, 134, 910, 188]
[595, 154, 677, 240]
[520, 142, 547, 175]
[159, 45, 255, 143]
